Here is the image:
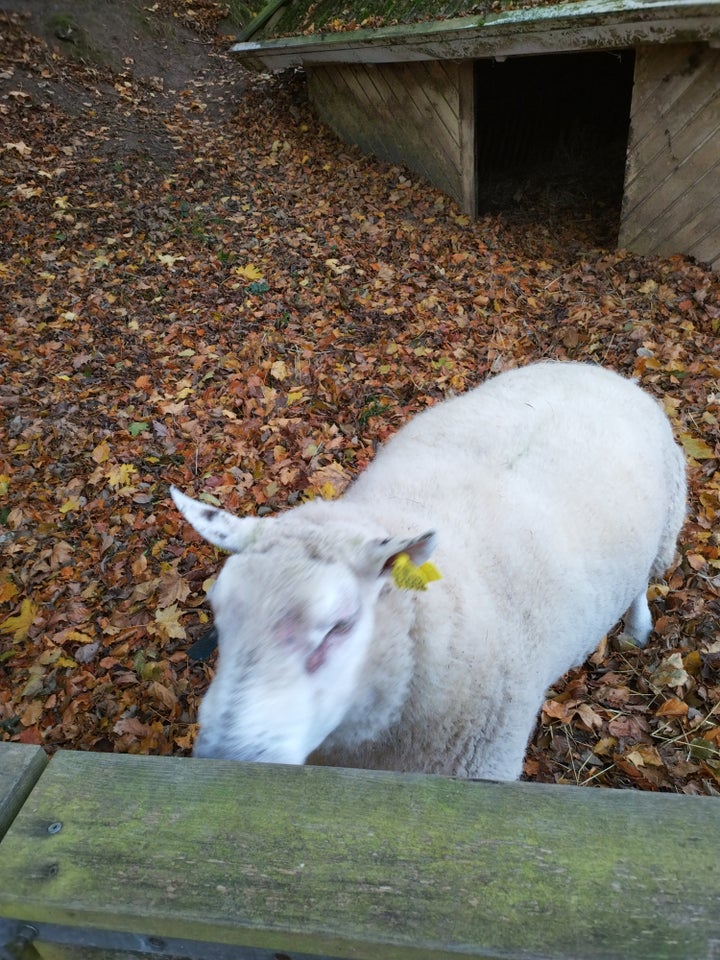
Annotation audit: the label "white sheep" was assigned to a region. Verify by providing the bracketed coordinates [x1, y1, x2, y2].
[172, 361, 686, 780]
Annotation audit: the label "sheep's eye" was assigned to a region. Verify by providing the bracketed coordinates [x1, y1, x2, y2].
[332, 617, 355, 636]
[324, 611, 360, 640]
[306, 615, 358, 674]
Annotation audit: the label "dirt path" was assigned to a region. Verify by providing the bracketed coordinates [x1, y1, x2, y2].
[0, 0, 247, 161]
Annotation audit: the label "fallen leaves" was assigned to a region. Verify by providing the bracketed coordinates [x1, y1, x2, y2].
[0, 598, 38, 643]
[649, 653, 690, 690]
[534, 637, 720, 792]
[655, 697, 688, 719]
[679, 434, 716, 461]
[0, 6, 718, 789]
[152, 603, 188, 642]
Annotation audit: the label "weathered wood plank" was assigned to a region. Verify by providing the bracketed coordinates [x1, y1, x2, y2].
[0, 742, 48, 839]
[235, 0, 292, 43]
[646, 159, 720, 263]
[625, 99, 720, 228]
[1, 750, 720, 960]
[620, 42, 720, 270]
[356, 64, 435, 163]
[405, 60, 461, 152]
[457, 59, 477, 216]
[28, 928, 303, 960]
[622, 41, 707, 142]
[688, 205, 720, 267]
[622, 45, 719, 194]
[313, 66, 374, 158]
[315, 62, 440, 192]
[385, 60, 457, 186]
[232, 0, 720, 69]
[623, 49, 718, 193]
[359, 61, 461, 193]
[33, 943, 144, 960]
[308, 60, 467, 207]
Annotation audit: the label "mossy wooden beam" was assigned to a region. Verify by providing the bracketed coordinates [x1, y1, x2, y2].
[1, 749, 719, 959]
[0, 742, 48, 839]
[236, 0, 293, 42]
[231, 0, 720, 69]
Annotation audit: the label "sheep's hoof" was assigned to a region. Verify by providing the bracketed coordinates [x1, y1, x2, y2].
[612, 632, 645, 653]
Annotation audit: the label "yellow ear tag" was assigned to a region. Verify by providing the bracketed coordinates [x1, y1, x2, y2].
[391, 553, 442, 591]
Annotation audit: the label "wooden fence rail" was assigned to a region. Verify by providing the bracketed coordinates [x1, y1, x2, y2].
[1, 742, 719, 960]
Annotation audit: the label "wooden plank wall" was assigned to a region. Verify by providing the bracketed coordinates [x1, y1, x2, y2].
[620, 42, 720, 272]
[307, 60, 477, 214]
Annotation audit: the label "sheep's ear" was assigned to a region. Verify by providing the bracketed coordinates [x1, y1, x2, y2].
[361, 531, 437, 579]
[170, 486, 260, 553]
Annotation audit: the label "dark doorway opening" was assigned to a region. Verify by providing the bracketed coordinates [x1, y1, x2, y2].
[474, 50, 635, 242]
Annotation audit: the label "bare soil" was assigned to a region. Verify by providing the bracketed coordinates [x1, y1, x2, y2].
[0, 0, 247, 161]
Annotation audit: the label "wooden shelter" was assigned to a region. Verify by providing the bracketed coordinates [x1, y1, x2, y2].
[232, 0, 720, 271]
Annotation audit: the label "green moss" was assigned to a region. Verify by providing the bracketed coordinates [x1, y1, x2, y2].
[47, 12, 81, 38]
[223, 0, 260, 29]
[269, 0, 482, 36]
[2, 750, 720, 958]
[44, 12, 111, 65]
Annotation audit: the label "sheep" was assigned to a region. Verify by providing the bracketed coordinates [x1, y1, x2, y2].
[171, 361, 686, 780]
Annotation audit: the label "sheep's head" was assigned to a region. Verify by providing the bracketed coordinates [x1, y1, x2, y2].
[171, 487, 436, 764]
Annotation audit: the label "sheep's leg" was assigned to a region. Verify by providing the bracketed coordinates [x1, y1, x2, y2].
[464, 698, 546, 782]
[624, 589, 653, 647]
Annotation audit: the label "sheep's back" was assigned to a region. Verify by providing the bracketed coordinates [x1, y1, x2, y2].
[350, 362, 678, 508]
[346, 361, 684, 670]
